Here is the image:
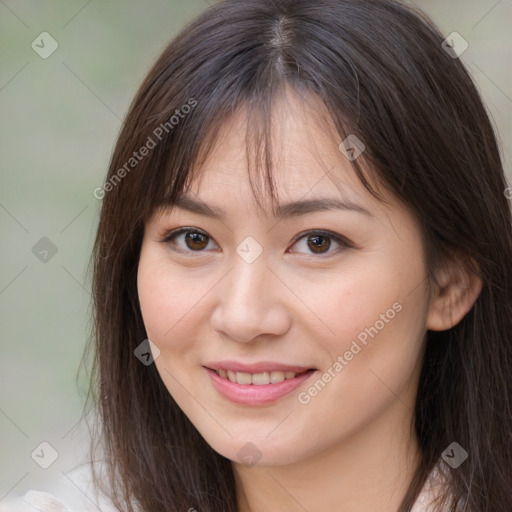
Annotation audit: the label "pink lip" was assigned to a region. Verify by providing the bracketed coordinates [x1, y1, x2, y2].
[204, 367, 316, 405]
[204, 360, 314, 374]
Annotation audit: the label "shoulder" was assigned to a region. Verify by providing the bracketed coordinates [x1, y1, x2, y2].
[0, 463, 119, 512]
[411, 461, 453, 512]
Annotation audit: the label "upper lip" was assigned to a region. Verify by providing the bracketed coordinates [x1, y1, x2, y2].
[204, 361, 316, 374]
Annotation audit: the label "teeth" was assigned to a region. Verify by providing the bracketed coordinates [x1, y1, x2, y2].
[253, 372, 270, 385]
[236, 372, 252, 385]
[216, 369, 306, 384]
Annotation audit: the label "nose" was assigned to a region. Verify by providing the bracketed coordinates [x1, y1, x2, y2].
[210, 254, 292, 343]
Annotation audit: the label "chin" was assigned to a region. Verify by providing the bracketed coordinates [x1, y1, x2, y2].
[203, 433, 311, 468]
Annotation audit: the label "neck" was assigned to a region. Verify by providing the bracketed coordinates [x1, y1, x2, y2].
[233, 398, 421, 512]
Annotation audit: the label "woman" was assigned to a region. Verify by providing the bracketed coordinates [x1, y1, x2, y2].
[5, 0, 511, 511]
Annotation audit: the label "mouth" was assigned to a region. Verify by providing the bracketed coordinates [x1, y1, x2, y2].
[203, 363, 318, 405]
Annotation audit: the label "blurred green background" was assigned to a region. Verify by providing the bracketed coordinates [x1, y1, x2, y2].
[1, 0, 511, 501]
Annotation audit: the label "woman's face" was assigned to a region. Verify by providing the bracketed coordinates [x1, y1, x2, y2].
[137, 90, 432, 467]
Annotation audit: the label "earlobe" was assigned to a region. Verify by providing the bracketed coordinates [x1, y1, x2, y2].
[426, 257, 483, 332]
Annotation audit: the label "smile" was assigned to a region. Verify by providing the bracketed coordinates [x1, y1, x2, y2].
[204, 366, 317, 405]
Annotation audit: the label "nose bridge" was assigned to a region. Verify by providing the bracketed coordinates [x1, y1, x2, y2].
[224, 250, 272, 318]
[226, 233, 271, 303]
[231, 250, 269, 301]
[211, 249, 291, 342]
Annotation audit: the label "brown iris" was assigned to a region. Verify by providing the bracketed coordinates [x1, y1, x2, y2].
[307, 234, 331, 253]
[185, 231, 209, 250]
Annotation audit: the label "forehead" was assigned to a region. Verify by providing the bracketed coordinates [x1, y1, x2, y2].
[185, 88, 374, 210]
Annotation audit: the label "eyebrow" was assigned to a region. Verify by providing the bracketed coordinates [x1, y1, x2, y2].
[164, 194, 373, 220]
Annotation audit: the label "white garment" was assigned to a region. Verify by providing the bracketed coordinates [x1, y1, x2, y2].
[0, 463, 118, 512]
[0, 461, 449, 512]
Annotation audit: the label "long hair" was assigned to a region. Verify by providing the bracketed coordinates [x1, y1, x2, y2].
[83, 0, 512, 510]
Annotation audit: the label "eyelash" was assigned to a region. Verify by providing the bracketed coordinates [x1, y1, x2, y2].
[159, 227, 353, 258]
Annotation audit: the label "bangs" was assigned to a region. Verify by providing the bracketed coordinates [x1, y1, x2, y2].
[144, 79, 387, 224]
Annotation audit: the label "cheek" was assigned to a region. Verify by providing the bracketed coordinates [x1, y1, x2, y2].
[301, 253, 422, 354]
[303, 258, 428, 419]
[298, 245, 428, 400]
[137, 252, 206, 351]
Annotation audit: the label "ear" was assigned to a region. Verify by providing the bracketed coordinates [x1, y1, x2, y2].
[426, 255, 483, 331]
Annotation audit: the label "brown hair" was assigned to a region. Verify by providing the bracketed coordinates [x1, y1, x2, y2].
[83, 0, 512, 510]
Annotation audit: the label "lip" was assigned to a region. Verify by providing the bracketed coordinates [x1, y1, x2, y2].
[204, 366, 317, 405]
[204, 360, 314, 374]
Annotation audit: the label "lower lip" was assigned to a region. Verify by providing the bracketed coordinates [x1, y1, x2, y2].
[204, 367, 316, 405]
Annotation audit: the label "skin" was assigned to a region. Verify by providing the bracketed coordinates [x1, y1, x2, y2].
[137, 87, 482, 512]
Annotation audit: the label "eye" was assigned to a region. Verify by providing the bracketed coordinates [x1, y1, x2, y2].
[289, 229, 351, 256]
[160, 227, 218, 253]
[160, 227, 352, 257]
